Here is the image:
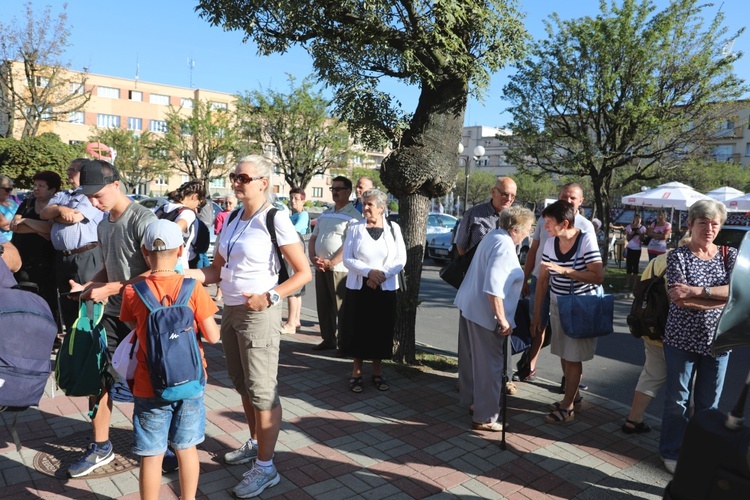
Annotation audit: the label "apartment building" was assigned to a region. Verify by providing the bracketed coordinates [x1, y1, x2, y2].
[708, 104, 750, 165]
[459, 125, 516, 178]
[1, 62, 386, 204]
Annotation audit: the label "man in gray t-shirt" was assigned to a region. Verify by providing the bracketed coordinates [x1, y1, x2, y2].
[66, 159, 157, 478]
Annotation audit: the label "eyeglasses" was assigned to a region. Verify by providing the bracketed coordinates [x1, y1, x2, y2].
[1, 187, 11, 193]
[329, 186, 350, 192]
[229, 173, 266, 185]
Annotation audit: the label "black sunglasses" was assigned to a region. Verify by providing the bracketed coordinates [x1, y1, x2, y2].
[229, 173, 266, 185]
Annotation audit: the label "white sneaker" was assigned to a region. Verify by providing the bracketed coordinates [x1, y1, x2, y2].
[233, 464, 280, 498]
[663, 458, 677, 474]
[224, 440, 258, 465]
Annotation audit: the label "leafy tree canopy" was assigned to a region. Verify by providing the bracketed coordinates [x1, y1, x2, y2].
[0, 133, 80, 187]
[236, 75, 351, 190]
[159, 99, 240, 193]
[89, 128, 170, 194]
[454, 170, 498, 207]
[504, 0, 747, 259]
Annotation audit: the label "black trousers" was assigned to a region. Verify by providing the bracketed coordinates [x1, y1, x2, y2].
[55, 246, 103, 334]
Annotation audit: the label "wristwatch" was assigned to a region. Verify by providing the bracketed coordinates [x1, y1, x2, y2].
[267, 289, 281, 306]
[703, 286, 712, 298]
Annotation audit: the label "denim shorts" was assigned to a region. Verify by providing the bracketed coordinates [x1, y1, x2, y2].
[131, 393, 206, 456]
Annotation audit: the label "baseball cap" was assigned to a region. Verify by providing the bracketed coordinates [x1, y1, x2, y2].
[79, 160, 120, 195]
[143, 219, 184, 252]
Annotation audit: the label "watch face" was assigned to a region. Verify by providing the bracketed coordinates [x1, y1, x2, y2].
[269, 291, 280, 304]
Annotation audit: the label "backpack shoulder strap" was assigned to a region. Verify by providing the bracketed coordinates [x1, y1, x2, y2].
[174, 278, 196, 306]
[226, 208, 241, 227]
[266, 207, 284, 260]
[132, 280, 161, 311]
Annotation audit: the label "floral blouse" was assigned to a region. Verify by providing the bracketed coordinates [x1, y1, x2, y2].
[664, 245, 737, 356]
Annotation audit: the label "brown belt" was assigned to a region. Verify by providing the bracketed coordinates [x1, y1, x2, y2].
[62, 242, 99, 256]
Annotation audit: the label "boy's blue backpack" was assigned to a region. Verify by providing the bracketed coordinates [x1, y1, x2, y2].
[55, 300, 108, 403]
[132, 278, 205, 401]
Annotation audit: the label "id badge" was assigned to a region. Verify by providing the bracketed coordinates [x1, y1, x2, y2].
[220, 266, 234, 281]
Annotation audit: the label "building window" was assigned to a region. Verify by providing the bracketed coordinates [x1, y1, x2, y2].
[209, 178, 226, 188]
[745, 143, 750, 157]
[127, 117, 142, 131]
[181, 175, 190, 183]
[69, 140, 82, 146]
[312, 187, 323, 198]
[149, 120, 168, 133]
[155, 175, 169, 186]
[40, 107, 52, 120]
[69, 82, 84, 94]
[215, 155, 226, 165]
[69, 111, 84, 124]
[209, 101, 228, 111]
[34, 76, 50, 88]
[97, 114, 120, 128]
[150, 93, 170, 105]
[712, 144, 734, 161]
[98, 86, 120, 99]
[181, 98, 194, 108]
[129, 90, 142, 101]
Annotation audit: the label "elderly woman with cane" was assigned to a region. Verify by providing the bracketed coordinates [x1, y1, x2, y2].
[454, 206, 535, 431]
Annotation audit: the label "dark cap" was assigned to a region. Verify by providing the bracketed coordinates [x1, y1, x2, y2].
[79, 160, 120, 196]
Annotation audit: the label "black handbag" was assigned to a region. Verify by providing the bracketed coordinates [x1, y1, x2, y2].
[439, 243, 478, 289]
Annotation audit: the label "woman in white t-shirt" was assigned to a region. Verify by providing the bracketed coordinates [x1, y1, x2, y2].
[186, 155, 310, 496]
[158, 181, 204, 271]
[625, 213, 647, 288]
[531, 201, 604, 425]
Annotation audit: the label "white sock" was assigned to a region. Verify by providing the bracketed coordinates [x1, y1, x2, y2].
[256, 458, 274, 469]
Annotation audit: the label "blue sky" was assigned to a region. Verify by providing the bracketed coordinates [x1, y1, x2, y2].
[5, 1, 748, 128]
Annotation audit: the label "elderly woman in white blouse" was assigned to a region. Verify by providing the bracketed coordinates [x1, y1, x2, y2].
[454, 206, 535, 431]
[340, 189, 406, 393]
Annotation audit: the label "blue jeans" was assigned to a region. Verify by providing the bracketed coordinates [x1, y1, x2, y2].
[659, 344, 729, 460]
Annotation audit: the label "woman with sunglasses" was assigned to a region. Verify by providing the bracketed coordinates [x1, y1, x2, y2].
[187, 155, 311, 498]
[0, 175, 19, 241]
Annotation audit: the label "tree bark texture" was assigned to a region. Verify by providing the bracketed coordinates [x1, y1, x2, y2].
[382, 77, 466, 364]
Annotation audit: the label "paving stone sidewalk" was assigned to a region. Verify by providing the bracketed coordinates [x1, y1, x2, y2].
[0, 306, 672, 499]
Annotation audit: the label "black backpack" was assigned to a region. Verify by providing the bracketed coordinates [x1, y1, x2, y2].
[626, 269, 669, 341]
[191, 218, 210, 254]
[154, 205, 192, 245]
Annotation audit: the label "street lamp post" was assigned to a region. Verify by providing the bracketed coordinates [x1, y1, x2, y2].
[463, 145, 485, 215]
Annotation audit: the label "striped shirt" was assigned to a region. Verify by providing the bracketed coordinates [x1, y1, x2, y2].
[542, 231, 601, 300]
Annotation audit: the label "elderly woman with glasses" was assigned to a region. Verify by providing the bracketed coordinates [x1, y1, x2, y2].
[340, 189, 406, 393]
[659, 199, 736, 474]
[186, 155, 311, 498]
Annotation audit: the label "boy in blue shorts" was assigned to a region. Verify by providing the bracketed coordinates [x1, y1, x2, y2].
[120, 220, 219, 500]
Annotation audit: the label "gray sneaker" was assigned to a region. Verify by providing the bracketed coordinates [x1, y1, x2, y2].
[233, 464, 280, 498]
[224, 440, 258, 465]
[67, 441, 115, 477]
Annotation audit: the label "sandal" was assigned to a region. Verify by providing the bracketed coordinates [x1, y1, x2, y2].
[549, 397, 583, 412]
[472, 421, 504, 432]
[349, 377, 363, 393]
[622, 419, 651, 434]
[545, 408, 574, 424]
[372, 375, 389, 391]
[505, 381, 518, 395]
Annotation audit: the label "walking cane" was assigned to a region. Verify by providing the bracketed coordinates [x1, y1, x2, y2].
[500, 333, 509, 450]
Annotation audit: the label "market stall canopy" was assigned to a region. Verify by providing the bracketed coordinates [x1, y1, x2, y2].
[621, 182, 711, 211]
[706, 186, 744, 202]
[724, 193, 750, 212]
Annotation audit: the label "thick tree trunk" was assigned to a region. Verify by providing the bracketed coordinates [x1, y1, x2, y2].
[590, 169, 613, 265]
[382, 77, 467, 364]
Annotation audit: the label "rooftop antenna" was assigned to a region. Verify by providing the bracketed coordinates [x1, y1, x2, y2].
[187, 57, 196, 88]
[135, 54, 139, 87]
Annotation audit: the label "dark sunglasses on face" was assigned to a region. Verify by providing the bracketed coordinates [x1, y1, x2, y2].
[330, 186, 350, 192]
[1, 187, 11, 192]
[229, 173, 265, 185]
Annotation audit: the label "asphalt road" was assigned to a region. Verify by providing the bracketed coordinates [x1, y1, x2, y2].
[300, 258, 750, 420]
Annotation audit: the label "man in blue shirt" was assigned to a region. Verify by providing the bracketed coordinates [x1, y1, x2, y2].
[40, 158, 104, 334]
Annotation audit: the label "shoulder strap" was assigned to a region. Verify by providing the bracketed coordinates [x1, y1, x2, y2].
[174, 278, 196, 306]
[266, 208, 287, 279]
[721, 245, 729, 273]
[132, 280, 161, 311]
[226, 208, 241, 227]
